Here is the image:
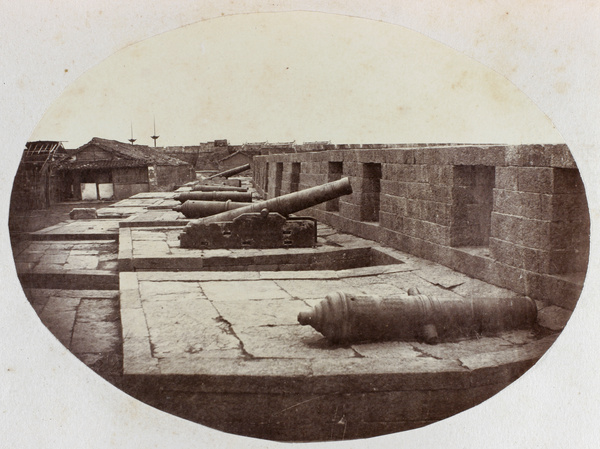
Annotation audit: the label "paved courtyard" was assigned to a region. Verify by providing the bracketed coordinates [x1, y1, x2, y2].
[9, 184, 577, 441]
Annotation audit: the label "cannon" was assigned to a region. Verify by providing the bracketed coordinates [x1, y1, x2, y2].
[173, 200, 249, 219]
[207, 163, 251, 179]
[191, 185, 248, 192]
[298, 289, 538, 344]
[179, 177, 352, 249]
[174, 191, 253, 203]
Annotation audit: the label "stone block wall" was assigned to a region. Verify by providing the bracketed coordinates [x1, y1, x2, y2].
[490, 166, 589, 275]
[253, 144, 589, 309]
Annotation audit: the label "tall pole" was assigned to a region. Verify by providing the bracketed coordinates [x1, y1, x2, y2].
[128, 122, 136, 145]
[151, 116, 159, 148]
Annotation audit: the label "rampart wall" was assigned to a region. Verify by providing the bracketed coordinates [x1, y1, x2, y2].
[253, 144, 589, 309]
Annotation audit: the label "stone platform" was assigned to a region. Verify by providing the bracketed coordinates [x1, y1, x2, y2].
[120, 267, 561, 441]
[119, 223, 403, 272]
[13, 240, 119, 290]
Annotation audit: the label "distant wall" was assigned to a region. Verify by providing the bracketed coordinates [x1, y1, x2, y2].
[162, 147, 200, 167]
[152, 164, 196, 191]
[111, 166, 149, 200]
[253, 144, 589, 309]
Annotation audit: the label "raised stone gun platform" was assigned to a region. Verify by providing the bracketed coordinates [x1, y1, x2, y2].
[179, 177, 352, 249]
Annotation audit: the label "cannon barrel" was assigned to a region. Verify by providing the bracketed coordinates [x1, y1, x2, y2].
[190, 177, 352, 226]
[174, 191, 253, 203]
[191, 185, 248, 192]
[207, 163, 251, 179]
[173, 200, 249, 218]
[298, 290, 538, 344]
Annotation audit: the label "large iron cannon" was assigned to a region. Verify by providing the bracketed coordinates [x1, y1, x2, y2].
[174, 191, 253, 203]
[207, 163, 251, 179]
[191, 185, 248, 192]
[173, 200, 249, 218]
[298, 289, 538, 344]
[179, 177, 352, 249]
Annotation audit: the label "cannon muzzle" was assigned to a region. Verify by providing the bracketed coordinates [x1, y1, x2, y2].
[207, 163, 251, 179]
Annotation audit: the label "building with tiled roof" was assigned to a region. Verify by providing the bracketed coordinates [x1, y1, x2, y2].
[54, 137, 195, 201]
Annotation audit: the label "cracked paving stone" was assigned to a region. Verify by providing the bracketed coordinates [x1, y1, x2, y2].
[211, 299, 307, 327]
[201, 280, 291, 301]
[235, 325, 356, 359]
[142, 299, 242, 358]
[274, 279, 364, 299]
[414, 264, 472, 289]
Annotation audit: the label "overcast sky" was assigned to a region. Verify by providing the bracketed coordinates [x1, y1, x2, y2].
[30, 12, 564, 149]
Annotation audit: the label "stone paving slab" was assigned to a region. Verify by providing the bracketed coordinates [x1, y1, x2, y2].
[28, 220, 119, 240]
[147, 200, 180, 210]
[97, 206, 149, 218]
[129, 192, 176, 199]
[119, 211, 187, 228]
[24, 288, 122, 386]
[143, 298, 242, 358]
[71, 321, 121, 353]
[201, 280, 292, 301]
[274, 279, 365, 299]
[14, 240, 119, 290]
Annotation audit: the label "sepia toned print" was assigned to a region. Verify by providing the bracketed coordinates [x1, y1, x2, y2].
[7, 11, 589, 443]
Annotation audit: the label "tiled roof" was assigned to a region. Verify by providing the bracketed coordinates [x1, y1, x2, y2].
[69, 137, 191, 167]
[56, 159, 148, 171]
